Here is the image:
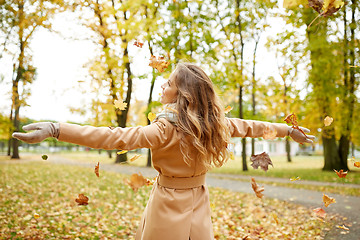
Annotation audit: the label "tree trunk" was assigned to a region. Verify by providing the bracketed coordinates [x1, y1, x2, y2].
[322, 133, 342, 170]
[146, 74, 156, 167]
[239, 86, 247, 171]
[286, 137, 291, 162]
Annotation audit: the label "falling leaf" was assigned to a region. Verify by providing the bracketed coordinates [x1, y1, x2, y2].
[94, 162, 99, 178]
[129, 154, 141, 162]
[263, 126, 277, 140]
[148, 112, 156, 122]
[224, 105, 233, 114]
[124, 173, 149, 192]
[134, 40, 144, 48]
[42, 155, 48, 160]
[251, 177, 264, 199]
[114, 100, 127, 111]
[337, 225, 350, 231]
[250, 152, 273, 172]
[334, 169, 348, 178]
[323, 194, 336, 207]
[33, 213, 40, 219]
[284, 113, 308, 138]
[229, 152, 235, 160]
[149, 55, 170, 72]
[313, 207, 326, 218]
[117, 150, 128, 155]
[75, 194, 89, 206]
[354, 162, 360, 168]
[324, 116, 333, 126]
[290, 176, 301, 181]
[307, 0, 344, 28]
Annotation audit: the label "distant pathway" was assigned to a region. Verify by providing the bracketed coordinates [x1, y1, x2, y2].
[2, 155, 360, 240]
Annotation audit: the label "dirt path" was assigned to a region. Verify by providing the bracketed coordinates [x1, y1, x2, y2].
[2, 155, 359, 239]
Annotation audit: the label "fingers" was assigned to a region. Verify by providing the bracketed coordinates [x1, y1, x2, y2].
[299, 126, 310, 133]
[22, 123, 43, 132]
[12, 132, 42, 144]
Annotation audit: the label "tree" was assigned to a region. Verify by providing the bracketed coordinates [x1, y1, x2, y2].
[0, 0, 64, 159]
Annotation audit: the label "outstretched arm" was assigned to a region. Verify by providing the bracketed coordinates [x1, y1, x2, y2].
[12, 119, 170, 150]
[226, 118, 315, 144]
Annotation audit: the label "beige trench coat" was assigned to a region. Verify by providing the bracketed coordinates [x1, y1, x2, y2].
[58, 117, 289, 240]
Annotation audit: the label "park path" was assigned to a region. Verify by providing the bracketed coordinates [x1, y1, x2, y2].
[2, 155, 360, 240]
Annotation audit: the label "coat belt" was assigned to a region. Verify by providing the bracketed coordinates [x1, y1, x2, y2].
[157, 174, 206, 189]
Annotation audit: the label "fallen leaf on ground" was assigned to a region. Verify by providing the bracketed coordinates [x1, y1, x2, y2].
[323, 194, 336, 207]
[75, 194, 89, 206]
[324, 116, 333, 126]
[124, 173, 149, 192]
[313, 207, 326, 218]
[33, 213, 40, 219]
[250, 152, 273, 172]
[251, 177, 264, 199]
[337, 225, 349, 230]
[129, 155, 141, 162]
[117, 150, 128, 155]
[148, 112, 156, 122]
[94, 162, 100, 178]
[271, 212, 279, 224]
[290, 176, 301, 181]
[334, 169, 347, 178]
[149, 55, 170, 72]
[114, 100, 127, 111]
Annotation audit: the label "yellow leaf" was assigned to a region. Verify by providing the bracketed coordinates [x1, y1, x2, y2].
[323, 194, 336, 207]
[129, 154, 141, 162]
[224, 105, 233, 114]
[271, 213, 279, 224]
[117, 150, 128, 155]
[337, 225, 349, 231]
[229, 152, 235, 160]
[324, 116, 333, 126]
[114, 100, 127, 110]
[290, 176, 301, 181]
[148, 112, 156, 122]
[34, 213, 40, 219]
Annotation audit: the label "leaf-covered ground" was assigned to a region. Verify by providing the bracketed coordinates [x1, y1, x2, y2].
[0, 162, 333, 239]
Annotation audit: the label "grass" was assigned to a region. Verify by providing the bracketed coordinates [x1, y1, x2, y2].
[0, 162, 333, 239]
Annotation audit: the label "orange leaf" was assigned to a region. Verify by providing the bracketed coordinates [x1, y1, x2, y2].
[322, 194, 336, 207]
[337, 225, 349, 231]
[284, 113, 307, 138]
[94, 162, 99, 178]
[149, 55, 170, 72]
[134, 40, 144, 48]
[250, 152, 273, 172]
[251, 177, 264, 199]
[334, 169, 348, 178]
[124, 173, 149, 192]
[313, 207, 326, 218]
[354, 162, 360, 168]
[75, 194, 89, 205]
[129, 154, 141, 162]
[224, 105, 233, 114]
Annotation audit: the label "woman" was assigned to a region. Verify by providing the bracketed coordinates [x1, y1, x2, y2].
[13, 62, 314, 240]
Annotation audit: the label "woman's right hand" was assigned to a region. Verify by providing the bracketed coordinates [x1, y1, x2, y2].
[12, 122, 60, 144]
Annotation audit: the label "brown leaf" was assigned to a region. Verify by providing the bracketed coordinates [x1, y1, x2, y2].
[149, 55, 170, 72]
[75, 194, 89, 206]
[322, 194, 336, 207]
[334, 169, 348, 178]
[251, 177, 264, 199]
[250, 152, 273, 172]
[124, 173, 149, 192]
[134, 40, 144, 48]
[94, 162, 99, 178]
[284, 113, 308, 138]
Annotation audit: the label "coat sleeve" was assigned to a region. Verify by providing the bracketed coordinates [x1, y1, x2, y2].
[57, 118, 170, 150]
[226, 118, 289, 138]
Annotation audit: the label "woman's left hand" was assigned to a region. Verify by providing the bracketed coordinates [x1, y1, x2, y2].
[288, 126, 315, 144]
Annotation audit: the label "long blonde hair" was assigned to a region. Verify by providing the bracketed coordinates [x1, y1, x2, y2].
[172, 62, 231, 169]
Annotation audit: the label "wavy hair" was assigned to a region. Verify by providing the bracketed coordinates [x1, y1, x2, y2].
[172, 62, 231, 169]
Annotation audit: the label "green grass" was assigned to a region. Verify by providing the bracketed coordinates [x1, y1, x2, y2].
[0, 162, 332, 239]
